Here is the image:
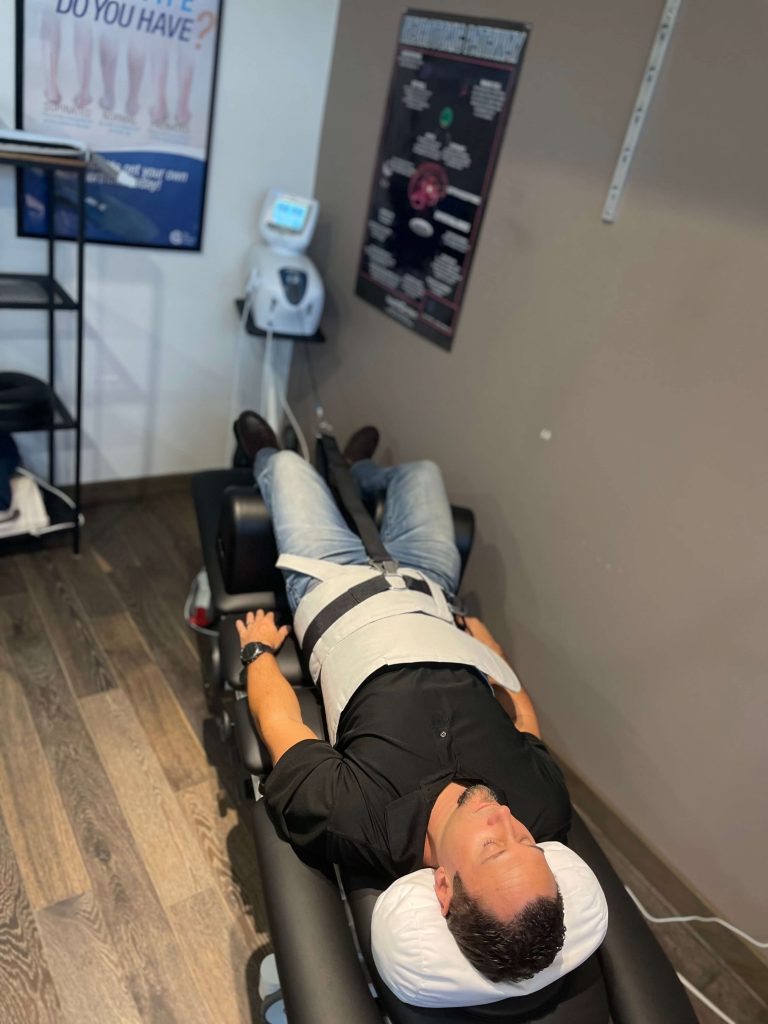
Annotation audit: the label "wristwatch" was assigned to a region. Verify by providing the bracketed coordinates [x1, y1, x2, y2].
[240, 641, 276, 666]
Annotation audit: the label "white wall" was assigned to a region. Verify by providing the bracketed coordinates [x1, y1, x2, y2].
[0, 0, 340, 483]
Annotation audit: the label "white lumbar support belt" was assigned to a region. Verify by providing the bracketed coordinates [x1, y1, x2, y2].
[371, 841, 609, 1008]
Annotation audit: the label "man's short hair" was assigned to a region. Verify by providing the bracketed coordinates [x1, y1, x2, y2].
[445, 874, 566, 983]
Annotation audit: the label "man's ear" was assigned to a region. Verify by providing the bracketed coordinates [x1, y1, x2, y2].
[434, 866, 453, 917]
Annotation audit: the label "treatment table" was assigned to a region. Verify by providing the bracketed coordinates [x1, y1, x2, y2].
[190, 446, 698, 1024]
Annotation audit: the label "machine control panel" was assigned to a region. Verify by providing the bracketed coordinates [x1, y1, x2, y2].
[279, 268, 308, 306]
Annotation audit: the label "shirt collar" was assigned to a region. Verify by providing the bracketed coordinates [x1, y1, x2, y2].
[384, 769, 509, 874]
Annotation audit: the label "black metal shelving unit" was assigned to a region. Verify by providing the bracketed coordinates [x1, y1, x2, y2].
[0, 150, 85, 553]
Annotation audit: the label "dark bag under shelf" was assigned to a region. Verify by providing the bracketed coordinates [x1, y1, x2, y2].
[0, 372, 53, 430]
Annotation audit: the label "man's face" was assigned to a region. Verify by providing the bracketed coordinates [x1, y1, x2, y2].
[433, 785, 557, 920]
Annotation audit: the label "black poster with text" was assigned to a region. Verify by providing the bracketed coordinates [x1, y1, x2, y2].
[355, 11, 530, 349]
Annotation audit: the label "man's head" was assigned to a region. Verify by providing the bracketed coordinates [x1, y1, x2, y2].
[433, 785, 566, 982]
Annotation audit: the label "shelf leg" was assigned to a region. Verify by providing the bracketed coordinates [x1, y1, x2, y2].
[73, 167, 85, 555]
[47, 169, 56, 487]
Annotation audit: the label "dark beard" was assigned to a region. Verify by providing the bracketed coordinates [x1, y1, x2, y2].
[456, 783, 498, 808]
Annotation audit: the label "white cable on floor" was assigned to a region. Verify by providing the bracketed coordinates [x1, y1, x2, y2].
[677, 972, 739, 1024]
[625, 885, 768, 948]
[571, 803, 760, 1023]
[625, 884, 768, 1023]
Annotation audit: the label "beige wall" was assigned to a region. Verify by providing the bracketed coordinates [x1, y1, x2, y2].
[300, 0, 768, 942]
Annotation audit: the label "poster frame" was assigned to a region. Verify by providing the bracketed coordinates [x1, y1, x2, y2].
[354, 8, 531, 350]
[13, 0, 225, 252]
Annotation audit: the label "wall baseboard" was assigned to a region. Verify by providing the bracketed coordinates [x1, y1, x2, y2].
[559, 758, 768, 1003]
[78, 473, 194, 506]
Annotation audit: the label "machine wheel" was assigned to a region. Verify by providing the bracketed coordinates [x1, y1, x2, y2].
[196, 630, 224, 714]
[217, 708, 233, 744]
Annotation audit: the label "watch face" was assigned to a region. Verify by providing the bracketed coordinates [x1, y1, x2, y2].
[240, 641, 274, 664]
[241, 642, 260, 663]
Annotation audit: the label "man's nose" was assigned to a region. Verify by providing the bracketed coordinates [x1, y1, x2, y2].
[485, 804, 512, 826]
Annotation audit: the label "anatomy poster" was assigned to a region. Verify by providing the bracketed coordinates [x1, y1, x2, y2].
[356, 11, 530, 349]
[15, 0, 223, 249]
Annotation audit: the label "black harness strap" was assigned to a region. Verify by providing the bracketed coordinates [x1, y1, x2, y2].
[316, 432, 394, 567]
[301, 574, 431, 662]
[296, 432, 436, 662]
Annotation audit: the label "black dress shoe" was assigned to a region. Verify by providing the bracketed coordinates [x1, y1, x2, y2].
[233, 411, 279, 461]
[343, 425, 380, 464]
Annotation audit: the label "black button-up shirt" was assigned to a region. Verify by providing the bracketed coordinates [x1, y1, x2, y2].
[264, 663, 571, 879]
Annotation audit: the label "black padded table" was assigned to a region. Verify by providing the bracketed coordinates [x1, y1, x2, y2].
[191, 467, 286, 616]
[191, 465, 699, 1024]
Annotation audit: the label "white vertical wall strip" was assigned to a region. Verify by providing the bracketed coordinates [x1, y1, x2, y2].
[602, 0, 682, 223]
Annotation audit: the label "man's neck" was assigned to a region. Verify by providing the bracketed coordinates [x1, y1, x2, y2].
[423, 781, 466, 867]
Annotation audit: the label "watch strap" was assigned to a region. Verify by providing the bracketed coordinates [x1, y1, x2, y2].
[240, 641, 276, 666]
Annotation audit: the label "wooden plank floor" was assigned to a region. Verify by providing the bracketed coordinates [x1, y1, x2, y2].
[0, 488, 765, 1023]
[0, 492, 269, 1024]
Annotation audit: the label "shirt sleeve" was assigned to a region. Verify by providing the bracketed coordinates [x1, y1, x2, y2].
[262, 739, 347, 862]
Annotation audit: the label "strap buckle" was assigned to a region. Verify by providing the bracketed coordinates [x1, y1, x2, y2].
[447, 594, 468, 617]
[369, 557, 406, 589]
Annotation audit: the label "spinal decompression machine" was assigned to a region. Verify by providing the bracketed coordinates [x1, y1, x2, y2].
[233, 190, 325, 459]
[244, 189, 324, 338]
[189, 433, 698, 1024]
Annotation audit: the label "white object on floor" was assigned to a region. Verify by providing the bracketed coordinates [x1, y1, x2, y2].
[0, 475, 50, 538]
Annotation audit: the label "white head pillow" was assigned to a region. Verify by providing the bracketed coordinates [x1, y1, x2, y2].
[371, 841, 608, 1008]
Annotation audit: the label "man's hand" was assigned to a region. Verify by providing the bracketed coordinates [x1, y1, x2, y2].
[235, 610, 290, 652]
[236, 610, 318, 764]
[460, 616, 505, 659]
[459, 616, 543, 737]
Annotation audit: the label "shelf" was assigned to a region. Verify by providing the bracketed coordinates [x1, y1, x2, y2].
[0, 153, 85, 555]
[0, 150, 87, 173]
[0, 389, 77, 434]
[50, 392, 77, 429]
[235, 299, 325, 344]
[0, 273, 78, 310]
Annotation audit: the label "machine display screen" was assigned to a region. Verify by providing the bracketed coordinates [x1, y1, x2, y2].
[269, 197, 309, 233]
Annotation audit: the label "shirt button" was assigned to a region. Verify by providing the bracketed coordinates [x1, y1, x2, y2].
[439, 730, 447, 738]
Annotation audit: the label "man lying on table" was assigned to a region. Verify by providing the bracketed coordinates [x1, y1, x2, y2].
[233, 411, 571, 984]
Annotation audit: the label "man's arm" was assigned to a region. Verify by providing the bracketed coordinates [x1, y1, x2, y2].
[236, 610, 320, 764]
[461, 615, 542, 738]
[489, 681, 542, 738]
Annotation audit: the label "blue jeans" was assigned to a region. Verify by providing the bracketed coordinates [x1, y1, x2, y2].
[254, 449, 461, 613]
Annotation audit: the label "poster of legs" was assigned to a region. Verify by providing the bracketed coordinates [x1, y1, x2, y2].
[355, 11, 530, 349]
[15, 0, 223, 249]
